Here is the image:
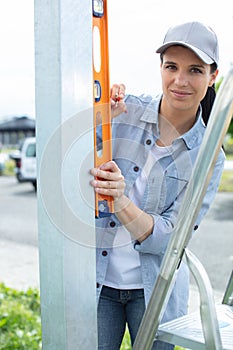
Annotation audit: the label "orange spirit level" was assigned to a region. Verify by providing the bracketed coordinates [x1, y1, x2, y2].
[93, 0, 114, 218]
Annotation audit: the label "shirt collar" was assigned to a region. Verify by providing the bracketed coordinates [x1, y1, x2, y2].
[178, 106, 205, 150]
[140, 94, 161, 124]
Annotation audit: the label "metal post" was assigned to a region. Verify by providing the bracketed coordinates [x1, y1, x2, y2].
[133, 67, 233, 350]
[34, 1, 98, 349]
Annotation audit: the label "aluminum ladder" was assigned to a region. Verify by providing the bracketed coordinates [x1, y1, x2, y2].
[158, 256, 233, 350]
[133, 66, 233, 350]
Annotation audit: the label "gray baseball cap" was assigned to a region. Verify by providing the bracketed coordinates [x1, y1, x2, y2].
[156, 21, 219, 66]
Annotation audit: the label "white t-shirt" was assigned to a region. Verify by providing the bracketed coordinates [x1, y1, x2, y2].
[104, 143, 173, 289]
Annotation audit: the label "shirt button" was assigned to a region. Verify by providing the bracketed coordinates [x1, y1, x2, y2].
[133, 166, 139, 172]
[194, 225, 198, 231]
[102, 250, 108, 257]
[146, 139, 152, 145]
[110, 221, 116, 227]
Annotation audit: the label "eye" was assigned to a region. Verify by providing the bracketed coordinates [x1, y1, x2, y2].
[164, 64, 177, 71]
[190, 67, 203, 74]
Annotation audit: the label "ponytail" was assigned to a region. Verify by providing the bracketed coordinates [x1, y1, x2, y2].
[200, 62, 218, 126]
[200, 85, 216, 126]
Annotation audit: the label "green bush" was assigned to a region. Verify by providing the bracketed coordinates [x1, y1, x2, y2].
[0, 283, 42, 350]
[219, 171, 233, 192]
[224, 134, 233, 154]
[2, 159, 15, 176]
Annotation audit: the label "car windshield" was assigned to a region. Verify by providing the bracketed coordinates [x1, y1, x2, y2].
[26, 143, 36, 157]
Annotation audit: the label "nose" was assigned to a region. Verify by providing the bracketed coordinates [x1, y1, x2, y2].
[174, 71, 188, 86]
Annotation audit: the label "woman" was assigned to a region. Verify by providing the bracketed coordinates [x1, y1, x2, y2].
[91, 21, 225, 350]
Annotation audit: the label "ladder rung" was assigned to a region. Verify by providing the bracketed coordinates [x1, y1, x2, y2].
[158, 304, 233, 350]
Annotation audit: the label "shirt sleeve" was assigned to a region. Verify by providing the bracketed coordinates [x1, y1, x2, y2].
[134, 148, 225, 255]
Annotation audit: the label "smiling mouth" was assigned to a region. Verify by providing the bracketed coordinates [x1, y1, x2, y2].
[171, 89, 192, 97]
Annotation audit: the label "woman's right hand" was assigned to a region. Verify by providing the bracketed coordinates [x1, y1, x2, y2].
[110, 83, 127, 118]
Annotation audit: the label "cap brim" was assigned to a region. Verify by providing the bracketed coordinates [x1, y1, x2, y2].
[156, 41, 214, 65]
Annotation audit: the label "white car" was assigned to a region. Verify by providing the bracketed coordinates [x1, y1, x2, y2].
[0, 153, 9, 174]
[20, 137, 37, 191]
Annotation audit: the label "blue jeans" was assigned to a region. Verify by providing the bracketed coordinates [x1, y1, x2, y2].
[98, 285, 174, 350]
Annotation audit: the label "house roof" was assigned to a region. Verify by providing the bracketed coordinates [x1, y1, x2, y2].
[0, 116, 35, 132]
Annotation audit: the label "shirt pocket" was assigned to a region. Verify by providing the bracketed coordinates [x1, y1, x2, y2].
[158, 170, 189, 213]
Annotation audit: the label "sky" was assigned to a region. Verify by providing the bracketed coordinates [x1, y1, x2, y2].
[0, 0, 233, 118]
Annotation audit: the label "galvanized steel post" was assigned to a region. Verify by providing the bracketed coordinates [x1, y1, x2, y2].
[34, 1, 98, 349]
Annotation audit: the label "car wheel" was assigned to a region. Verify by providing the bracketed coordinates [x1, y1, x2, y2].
[32, 180, 37, 192]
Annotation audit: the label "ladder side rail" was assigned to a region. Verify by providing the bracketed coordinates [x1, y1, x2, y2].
[222, 270, 233, 306]
[133, 66, 233, 350]
[185, 248, 223, 350]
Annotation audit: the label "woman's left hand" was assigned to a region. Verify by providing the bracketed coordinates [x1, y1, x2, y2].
[90, 161, 125, 201]
[110, 84, 127, 118]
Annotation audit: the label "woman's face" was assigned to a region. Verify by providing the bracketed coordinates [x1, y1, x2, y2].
[160, 45, 218, 115]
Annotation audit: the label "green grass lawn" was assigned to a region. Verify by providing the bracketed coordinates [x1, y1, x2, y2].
[218, 170, 233, 192]
[120, 328, 186, 349]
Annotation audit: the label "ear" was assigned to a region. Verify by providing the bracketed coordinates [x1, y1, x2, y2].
[209, 69, 219, 87]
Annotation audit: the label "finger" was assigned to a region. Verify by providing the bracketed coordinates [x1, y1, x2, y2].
[91, 178, 125, 190]
[99, 160, 119, 172]
[100, 163, 124, 181]
[110, 83, 126, 101]
[95, 168, 124, 182]
[90, 166, 124, 183]
[119, 84, 126, 99]
[94, 185, 125, 199]
[110, 84, 127, 118]
[110, 84, 121, 101]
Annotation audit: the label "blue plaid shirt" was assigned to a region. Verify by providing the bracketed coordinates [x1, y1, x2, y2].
[96, 93, 225, 323]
